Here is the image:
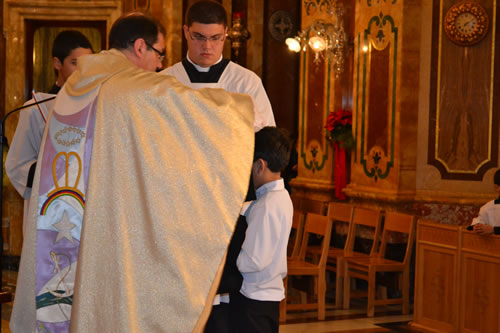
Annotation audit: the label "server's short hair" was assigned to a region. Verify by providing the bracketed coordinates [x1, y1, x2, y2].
[254, 127, 291, 173]
[52, 30, 93, 63]
[185, 1, 227, 27]
[109, 13, 166, 50]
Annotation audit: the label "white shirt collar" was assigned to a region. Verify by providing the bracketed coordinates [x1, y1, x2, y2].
[256, 179, 285, 199]
[186, 54, 223, 73]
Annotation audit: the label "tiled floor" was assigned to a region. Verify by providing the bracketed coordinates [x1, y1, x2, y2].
[0, 269, 421, 332]
[279, 306, 418, 332]
[1, 306, 419, 332]
[1, 307, 418, 333]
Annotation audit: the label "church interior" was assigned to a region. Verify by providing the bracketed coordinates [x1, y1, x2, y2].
[1, 0, 499, 332]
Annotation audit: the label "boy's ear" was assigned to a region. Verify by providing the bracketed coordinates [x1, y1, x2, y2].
[257, 158, 268, 173]
[253, 158, 264, 174]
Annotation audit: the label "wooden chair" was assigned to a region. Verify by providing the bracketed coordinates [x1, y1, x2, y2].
[307, 202, 355, 308]
[287, 197, 325, 256]
[300, 198, 328, 257]
[324, 202, 355, 308]
[339, 207, 383, 307]
[287, 208, 305, 259]
[282, 212, 333, 321]
[344, 207, 383, 258]
[343, 211, 416, 317]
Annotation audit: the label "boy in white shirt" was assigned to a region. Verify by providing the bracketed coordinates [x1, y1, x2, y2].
[230, 127, 293, 332]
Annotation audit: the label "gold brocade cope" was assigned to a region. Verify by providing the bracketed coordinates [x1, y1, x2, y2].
[10, 49, 255, 332]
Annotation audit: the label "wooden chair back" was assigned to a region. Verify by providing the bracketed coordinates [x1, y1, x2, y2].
[298, 212, 333, 266]
[289, 209, 305, 258]
[378, 211, 416, 265]
[284, 212, 333, 321]
[345, 207, 382, 256]
[327, 202, 354, 249]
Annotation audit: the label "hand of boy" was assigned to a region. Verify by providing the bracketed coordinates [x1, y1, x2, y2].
[473, 223, 494, 235]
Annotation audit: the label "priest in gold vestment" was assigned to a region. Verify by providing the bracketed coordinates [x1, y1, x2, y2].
[10, 14, 254, 333]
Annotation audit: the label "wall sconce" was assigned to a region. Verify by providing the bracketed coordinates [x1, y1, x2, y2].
[227, 12, 250, 57]
[286, 2, 348, 77]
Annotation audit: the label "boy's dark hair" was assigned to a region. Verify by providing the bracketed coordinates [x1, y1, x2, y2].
[185, 1, 228, 27]
[52, 30, 93, 64]
[254, 127, 291, 173]
[109, 13, 166, 50]
[494, 169, 500, 186]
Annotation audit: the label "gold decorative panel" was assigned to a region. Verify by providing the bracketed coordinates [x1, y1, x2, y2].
[428, 0, 498, 180]
[293, 0, 339, 200]
[360, 14, 397, 183]
[302, 50, 329, 175]
[349, 8, 400, 192]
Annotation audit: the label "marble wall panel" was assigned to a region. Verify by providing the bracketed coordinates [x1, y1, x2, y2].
[293, 0, 354, 201]
[428, 0, 497, 181]
[416, 0, 500, 205]
[347, 1, 406, 197]
[351, 197, 479, 227]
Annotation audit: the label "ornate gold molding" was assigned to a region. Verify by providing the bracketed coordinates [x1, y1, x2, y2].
[345, 184, 493, 205]
[291, 177, 335, 201]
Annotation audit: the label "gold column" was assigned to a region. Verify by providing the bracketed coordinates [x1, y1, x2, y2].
[344, 0, 420, 203]
[292, 0, 338, 201]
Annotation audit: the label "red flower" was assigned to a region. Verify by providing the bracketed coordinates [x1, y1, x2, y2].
[326, 108, 352, 130]
[325, 108, 354, 150]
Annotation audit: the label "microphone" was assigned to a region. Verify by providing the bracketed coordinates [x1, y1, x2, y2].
[2, 96, 56, 125]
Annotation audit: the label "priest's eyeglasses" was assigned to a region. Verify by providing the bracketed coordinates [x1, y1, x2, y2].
[188, 30, 226, 43]
[144, 41, 165, 61]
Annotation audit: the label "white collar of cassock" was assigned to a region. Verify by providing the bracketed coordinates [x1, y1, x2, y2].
[186, 54, 223, 72]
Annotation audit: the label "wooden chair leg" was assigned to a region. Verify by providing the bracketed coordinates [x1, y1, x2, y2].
[367, 269, 376, 317]
[280, 277, 288, 323]
[343, 266, 351, 309]
[318, 272, 325, 320]
[335, 259, 343, 308]
[279, 299, 286, 323]
[402, 269, 410, 314]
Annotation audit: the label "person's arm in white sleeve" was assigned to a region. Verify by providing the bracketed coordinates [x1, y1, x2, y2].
[237, 204, 281, 273]
[5, 100, 48, 199]
[471, 203, 490, 226]
[247, 77, 275, 132]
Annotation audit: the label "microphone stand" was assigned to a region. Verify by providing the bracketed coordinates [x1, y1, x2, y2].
[0, 96, 55, 323]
